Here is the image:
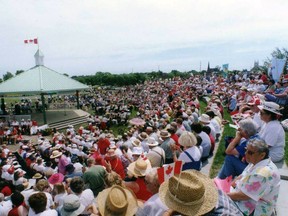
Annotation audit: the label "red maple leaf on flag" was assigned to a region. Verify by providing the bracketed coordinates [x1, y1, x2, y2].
[166, 166, 173, 175]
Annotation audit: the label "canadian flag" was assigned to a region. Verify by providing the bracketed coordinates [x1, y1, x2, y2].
[24, 38, 38, 44]
[157, 160, 183, 184]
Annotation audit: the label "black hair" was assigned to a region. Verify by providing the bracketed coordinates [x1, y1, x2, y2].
[11, 191, 24, 207]
[202, 126, 211, 135]
[191, 122, 202, 134]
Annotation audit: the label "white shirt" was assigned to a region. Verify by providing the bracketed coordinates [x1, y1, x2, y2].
[252, 112, 264, 131]
[259, 120, 285, 162]
[29, 209, 57, 216]
[136, 194, 168, 216]
[178, 146, 201, 163]
[0, 200, 12, 216]
[54, 192, 67, 207]
[76, 189, 94, 214]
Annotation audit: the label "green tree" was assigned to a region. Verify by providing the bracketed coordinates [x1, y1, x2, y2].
[3, 72, 14, 81]
[15, 70, 24, 75]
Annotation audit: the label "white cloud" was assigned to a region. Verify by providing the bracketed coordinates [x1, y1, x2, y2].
[0, 0, 288, 76]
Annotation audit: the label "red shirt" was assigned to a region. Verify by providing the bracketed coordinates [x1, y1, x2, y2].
[97, 138, 110, 155]
[105, 156, 125, 179]
[134, 178, 152, 201]
[1, 185, 12, 197]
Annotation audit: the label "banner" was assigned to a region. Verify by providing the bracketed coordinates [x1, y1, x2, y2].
[269, 58, 286, 82]
[222, 64, 229, 72]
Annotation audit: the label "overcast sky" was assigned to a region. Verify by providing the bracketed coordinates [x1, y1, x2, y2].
[1, 0, 288, 77]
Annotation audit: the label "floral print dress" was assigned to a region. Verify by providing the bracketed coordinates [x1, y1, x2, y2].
[233, 158, 280, 216]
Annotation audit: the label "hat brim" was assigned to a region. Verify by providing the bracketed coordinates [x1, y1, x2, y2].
[157, 132, 171, 138]
[159, 170, 218, 216]
[127, 160, 152, 177]
[199, 117, 210, 124]
[60, 203, 85, 216]
[258, 105, 282, 116]
[97, 187, 138, 216]
[147, 141, 159, 147]
[50, 152, 63, 159]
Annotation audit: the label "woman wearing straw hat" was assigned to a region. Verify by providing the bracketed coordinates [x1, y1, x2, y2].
[124, 157, 153, 201]
[50, 150, 69, 175]
[96, 185, 139, 216]
[258, 101, 285, 162]
[228, 139, 280, 216]
[159, 170, 242, 216]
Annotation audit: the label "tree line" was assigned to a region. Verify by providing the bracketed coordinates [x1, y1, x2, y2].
[1, 47, 287, 86]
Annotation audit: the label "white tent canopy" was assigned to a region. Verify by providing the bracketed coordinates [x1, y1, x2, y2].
[0, 49, 89, 95]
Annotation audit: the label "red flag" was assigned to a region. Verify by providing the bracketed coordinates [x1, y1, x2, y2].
[157, 160, 183, 184]
[24, 38, 38, 44]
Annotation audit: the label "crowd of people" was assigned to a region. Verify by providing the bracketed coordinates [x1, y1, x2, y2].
[0, 71, 287, 215]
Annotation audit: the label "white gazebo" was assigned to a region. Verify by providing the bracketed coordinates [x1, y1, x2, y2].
[0, 50, 90, 123]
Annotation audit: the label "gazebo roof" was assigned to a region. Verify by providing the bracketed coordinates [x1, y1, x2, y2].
[0, 50, 89, 95]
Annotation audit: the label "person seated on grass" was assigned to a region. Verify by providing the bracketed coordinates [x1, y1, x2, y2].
[218, 119, 259, 179]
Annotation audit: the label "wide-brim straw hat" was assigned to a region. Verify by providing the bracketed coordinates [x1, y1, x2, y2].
[157, 130, 171, 138]
[199, 114, 211, 124]
[132, 139, 141, 147]
[127, 157, 152, 177]
[159, 170, 218, 216]
[50, 150, 63, 159]
[97, 185, 138, 216]
[138, 132, 149, 140]
[32, 173, 43, 179]
[258, 101, 282, 116]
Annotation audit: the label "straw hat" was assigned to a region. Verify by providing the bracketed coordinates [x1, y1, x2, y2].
[132, 139, 141, 147]
[32, 173, 43, 179]
[186, 110, 193, 115]
[50, 150, 63, 159]
[138, 132, 148, 141]
[159, 170, 218, 216]
[199, 114, 211, 124]
[48, 173, 64, 185]
[157, 130, 171, 138]
[61, 194, 85, 216]
[178, 131, 197, 147]
[147, 137, 159, 147]
[127, 157, 152, 177]
[97, 185, 138, 216]
[258, 101, 282, 116]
